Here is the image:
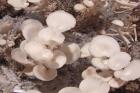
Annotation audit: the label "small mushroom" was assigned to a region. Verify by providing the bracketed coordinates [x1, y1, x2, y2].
[74, 3, 86, 12]
[80, 42, 91, 58]
[21, 19, 43, 40]
[45, 50, 67, 69]
[11, 48, 33, 65]
[27, 0, 41, 3]
[79, 77, 110, 93]
[33, 65, 57, 81]
[114, 59, 140, 81]
[24, 41, 54, 62]
[38, 27, 65, 44]
[108, 78, 126, 88]
[91, 58, 109, 70]
[83, 0, 94, 7]
[58, 87, 82, 93]
[89, 35, 120, 57]
[7, 0, 29, 10]
[46, 10, 76, 32]
[108, 52, 131, 70]
[111, 19, 124, 27]
[61, 43, 81, 64]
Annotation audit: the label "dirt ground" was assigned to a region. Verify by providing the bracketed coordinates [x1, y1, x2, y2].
[0, 0, 140, 93]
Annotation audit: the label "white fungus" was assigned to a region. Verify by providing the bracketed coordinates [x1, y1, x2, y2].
[108, 52, 131, 70]
[79, 77, 110, 93]
[7, 0, 29, 10]
[90, 35, 120, 57]
[27, 0, 41, 3]
[114, 59, 140, 81]
[0, 38, 6, 46]
[58, 87, 82, 93]
[111, 19, 124, 27]
[83, 0, 94, 7]
[46, 10, 76, 32]
[38, 27, 65, 44]
[21, 19, 43, 40]
[108, 78, 125, 88]
[91, 58, 109, 70]
[33, 65, 57, 81]
[45, 50, 67, 69]
[74, 3, 86, 12]
[80, 42, 91, 58]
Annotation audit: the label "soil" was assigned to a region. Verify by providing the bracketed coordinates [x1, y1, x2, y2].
[0, 0, 140, 93]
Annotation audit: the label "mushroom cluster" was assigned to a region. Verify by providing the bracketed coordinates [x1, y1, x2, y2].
[81, 35, 140, 86]
[7, 0, 42, 10]
[11, 10, 81, 81]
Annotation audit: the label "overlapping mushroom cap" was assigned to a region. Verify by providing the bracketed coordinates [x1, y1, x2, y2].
[58, 87, 82, 93]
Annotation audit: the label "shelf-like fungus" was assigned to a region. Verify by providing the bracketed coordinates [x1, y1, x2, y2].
[81, 42, 91, 58]
[89, 35, 120, 57]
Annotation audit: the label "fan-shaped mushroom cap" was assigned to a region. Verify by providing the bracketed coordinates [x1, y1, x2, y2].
[11, 48, 33, 65]
[38, 27, 65, 44]
[7, 0, 29, 10]
[108, 52, 131, 70]
[81, 42, 91, 58]
[108, 78, 125, 88]
[46, 10, 76, 32]
[23, 90, 42, 93]
[61, 43, 81, 64]
[111, 19, 124, 27]
[82, 66, 96, 79]
[79, 77, 110, 93]
[114, 60, 140, 81]
[21, 19, 43, 40]
[24, 41, 54, 62]
[45, 50, 67, 69]
[91, 58, 109, 70]
[90, 35, 120, 57]
[58, 87, 82, 93]
[33, 65, 57, 81]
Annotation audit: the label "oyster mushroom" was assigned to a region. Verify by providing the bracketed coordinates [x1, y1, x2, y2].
[46, 10, 76, 32]
[111, 19, 124, 27]
[114, 59, 140, 81]
[58, 87, 82, 93]
[21, 19, 43, 40]
[108, 52, 131, 70]
[79, 77, 110, 93]
[81, 42, 91, 58]
[33, 65, 57, 81]
[90, 35, 120, 57]
[83, 0, 94, 7]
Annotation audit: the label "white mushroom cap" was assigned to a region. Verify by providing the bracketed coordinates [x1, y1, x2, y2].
[38, 27, 65, 44]
[20, 40, 28, 52]
[111, 19, 124, 27]
[27, 0, 41, 3]
[21, 19, 43, 40]
[24, 41, 54, 62]
[82, 66, 97, 79]
[45, 50, 67, 69]
[58, 87, 82, 93]
[23, 90, 42, 93]
[61, 43, 81, 64]
[90, 35, 120, 57]
[33, 65, 57, 81]
[80, 42, 91, 58]
[7, 0, 29, 10]
[108, 52, 131, 70]
[79, 77, 110, 93]
[114, 60, 140, 81]
[46, 10, 76, 32]
[11, 48, 33, 65]
[74, 3, 86, 12]
[91, 58, 109, 70]
[83, 0, 94, 7]
[108, 78, 125, 88]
